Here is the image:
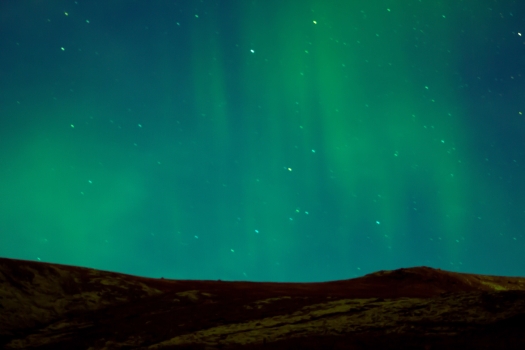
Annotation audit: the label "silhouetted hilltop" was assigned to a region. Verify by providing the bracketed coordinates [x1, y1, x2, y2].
[1, 257, 525, 349]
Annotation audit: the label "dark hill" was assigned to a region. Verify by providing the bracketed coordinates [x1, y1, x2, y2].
[1, 257, 525, 349]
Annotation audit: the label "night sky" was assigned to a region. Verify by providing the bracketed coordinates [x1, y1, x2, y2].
[1, 0, 524, 282]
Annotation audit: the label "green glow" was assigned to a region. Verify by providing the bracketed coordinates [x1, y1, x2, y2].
[2, 0, 522, 280]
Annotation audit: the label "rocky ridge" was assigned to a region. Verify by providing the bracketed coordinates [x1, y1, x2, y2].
[1, 257, 525, 349]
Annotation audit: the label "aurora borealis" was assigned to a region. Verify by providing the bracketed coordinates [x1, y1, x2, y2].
[1, 0, 524, 281]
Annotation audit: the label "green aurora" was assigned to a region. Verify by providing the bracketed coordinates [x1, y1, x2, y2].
[0, 0, 524, 281]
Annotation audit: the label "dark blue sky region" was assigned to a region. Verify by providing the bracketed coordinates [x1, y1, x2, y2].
[0, 0, 524, 281]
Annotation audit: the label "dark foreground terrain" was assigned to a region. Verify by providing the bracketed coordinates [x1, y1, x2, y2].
[1, 257, 525, 349]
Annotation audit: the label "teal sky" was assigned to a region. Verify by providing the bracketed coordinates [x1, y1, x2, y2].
[1, 0, 524, 281]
